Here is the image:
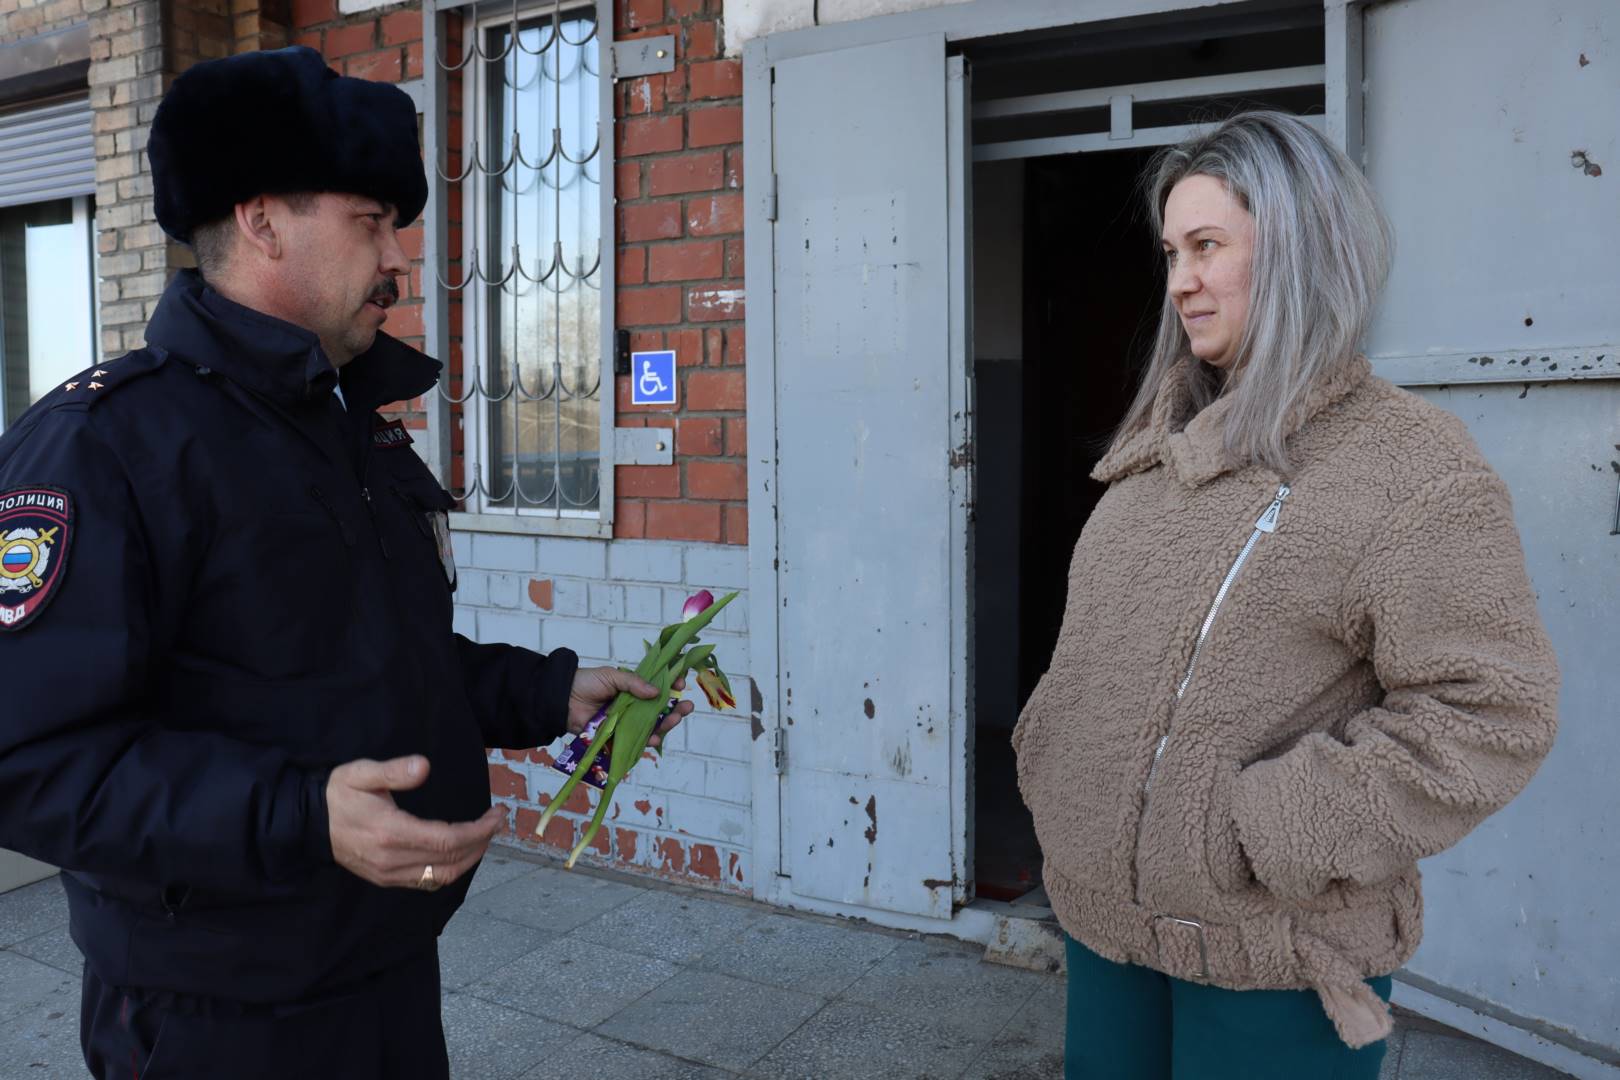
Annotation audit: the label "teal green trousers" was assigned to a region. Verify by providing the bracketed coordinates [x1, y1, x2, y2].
[1065, 935, 1391, 1080]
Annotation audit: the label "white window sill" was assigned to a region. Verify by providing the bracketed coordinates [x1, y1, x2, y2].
[449, 510, 612, 539]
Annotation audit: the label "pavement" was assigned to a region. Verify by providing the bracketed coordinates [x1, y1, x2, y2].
[0, 850, 1575, 1079]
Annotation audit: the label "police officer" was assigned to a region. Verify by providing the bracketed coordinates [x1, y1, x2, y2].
[0, 47, 687, 1078]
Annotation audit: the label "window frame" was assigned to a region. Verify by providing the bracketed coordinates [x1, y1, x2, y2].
[423, 0, 616, 539]
[0, 192, 98, 432]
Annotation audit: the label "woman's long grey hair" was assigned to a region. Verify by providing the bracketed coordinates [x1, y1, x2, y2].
[1114, 111, 1393, 475]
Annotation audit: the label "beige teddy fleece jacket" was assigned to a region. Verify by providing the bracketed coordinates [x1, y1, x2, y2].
[1013, 355, 1559, 1048]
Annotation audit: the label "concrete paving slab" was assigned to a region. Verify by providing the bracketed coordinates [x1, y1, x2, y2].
[464, 938, 680, 1029]
[840, 939, 1049, 1042]
[440, 991, 582, 1080]
[752, 999, 984, 1080]
[1381, 1029, 1407, 1080]
[1396, 1029, 1572, 1080]
[438, 910, 554, 990]
[0, 868, 1591, 1080]
[958, 977, 1066, 1080]
[9, 923, 83, 977]
[515, 1033, 734, 1079]
[687, 911, 903, 996]
[461, 864, 644, 934]
[469, 854, 545, 897]
[0, 952, 78, 1026]
[0, 878, 68, 949]
[598, 969, 823, 1071]
[571, 888, 769, 966]
[0, 983, 83, 1080]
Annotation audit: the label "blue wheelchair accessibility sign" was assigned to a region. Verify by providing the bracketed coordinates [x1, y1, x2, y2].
[630, 350, 677, 406]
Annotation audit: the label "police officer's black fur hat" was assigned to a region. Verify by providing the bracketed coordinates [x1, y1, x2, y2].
[148, 46, 428, 243]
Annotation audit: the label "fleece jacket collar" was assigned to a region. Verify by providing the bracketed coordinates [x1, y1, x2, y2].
[1093, 354, 1374, 487]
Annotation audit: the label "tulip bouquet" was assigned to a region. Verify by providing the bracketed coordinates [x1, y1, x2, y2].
[538, 589, 739, 868]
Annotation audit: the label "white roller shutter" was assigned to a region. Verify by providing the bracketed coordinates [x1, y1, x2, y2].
[0, 96, 94, 210]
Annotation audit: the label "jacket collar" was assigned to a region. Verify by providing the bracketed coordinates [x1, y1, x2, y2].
[146, 269, 440, 413]
[1093, 354, 1372, 487]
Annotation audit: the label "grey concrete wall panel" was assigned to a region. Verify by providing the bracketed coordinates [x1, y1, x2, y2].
[770, 32, 965, 918]
[1402, 382, 1620, 1066]
[1363, 0, 1619, 363]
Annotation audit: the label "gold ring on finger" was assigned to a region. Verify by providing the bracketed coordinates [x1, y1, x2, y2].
[418, 864, 440, 891]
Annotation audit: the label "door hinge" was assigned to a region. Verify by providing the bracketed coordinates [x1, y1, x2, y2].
[772, 725, 787, 773]
[767, 174, 779, 223]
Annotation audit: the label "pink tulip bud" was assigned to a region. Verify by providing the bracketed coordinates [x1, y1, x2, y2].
[682, 589, 716, 620]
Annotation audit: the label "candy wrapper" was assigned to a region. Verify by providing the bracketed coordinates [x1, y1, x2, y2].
[551, 699, 678, 790]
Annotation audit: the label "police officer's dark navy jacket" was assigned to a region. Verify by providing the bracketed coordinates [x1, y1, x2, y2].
[0, 269, 577, 1002]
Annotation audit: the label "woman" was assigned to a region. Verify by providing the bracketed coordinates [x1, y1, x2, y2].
[1012, 111, 1559, 1079]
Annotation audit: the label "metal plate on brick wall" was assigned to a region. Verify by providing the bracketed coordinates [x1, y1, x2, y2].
[612, 36, 676, 79]
[613, 425, 674, 466]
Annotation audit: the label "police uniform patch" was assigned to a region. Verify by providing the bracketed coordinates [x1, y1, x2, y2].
[372, 417, 414, 450]
[0, 486, 73, 631]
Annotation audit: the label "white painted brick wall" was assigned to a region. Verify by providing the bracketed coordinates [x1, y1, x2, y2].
[625, 585, 664, 624]
[486, 572, 525, 609]
[680, 715, 753, 763]
[537, 538, 607, 579]
[454, 533, 757, 891]
[471, 533, 536, 572]
[662, 791, 753, 847]
[550, 578, 590, 618]
[607, 543, 684, 583]
[477, 609, 541, 650]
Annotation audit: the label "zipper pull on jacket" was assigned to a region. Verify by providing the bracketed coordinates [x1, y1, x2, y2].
[1255, 484, 1292, 533]
[361, 486, 390, 559]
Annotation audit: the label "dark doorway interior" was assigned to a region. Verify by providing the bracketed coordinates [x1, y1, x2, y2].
[972, 147, 1164, 902]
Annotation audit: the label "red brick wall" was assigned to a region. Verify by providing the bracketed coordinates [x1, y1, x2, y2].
[611, 0, 747, 547]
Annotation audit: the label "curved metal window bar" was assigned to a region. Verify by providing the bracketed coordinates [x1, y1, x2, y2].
[435, 1, 603, 518]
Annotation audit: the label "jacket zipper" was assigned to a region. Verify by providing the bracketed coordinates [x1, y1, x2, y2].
[360, 486, 390, 559]
[1132, 483, 1290, 903]
[309, 484, 356, 547]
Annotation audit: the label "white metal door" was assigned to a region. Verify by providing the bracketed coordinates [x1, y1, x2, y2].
[768, 34, 972, 919]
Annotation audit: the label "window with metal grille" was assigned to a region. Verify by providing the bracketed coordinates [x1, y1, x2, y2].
[424, 0, 613, 536]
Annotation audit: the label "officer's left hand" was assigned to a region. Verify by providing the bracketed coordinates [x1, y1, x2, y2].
[568, 667, 694, 747]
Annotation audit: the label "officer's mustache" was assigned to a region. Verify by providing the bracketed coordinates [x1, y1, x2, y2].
[367, 280, 400, 309]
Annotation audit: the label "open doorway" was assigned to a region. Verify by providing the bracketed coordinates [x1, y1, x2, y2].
[963, 3, 1325, 906]
[971, 149, 1163, 902]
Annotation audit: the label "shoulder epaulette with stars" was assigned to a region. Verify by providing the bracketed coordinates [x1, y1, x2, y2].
[47, 348, 168, 410]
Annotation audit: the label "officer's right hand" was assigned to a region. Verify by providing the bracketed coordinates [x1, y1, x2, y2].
[326, 755, 503, 889]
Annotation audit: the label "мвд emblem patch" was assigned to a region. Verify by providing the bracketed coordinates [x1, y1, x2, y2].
[0, 486, 73, 631]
